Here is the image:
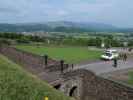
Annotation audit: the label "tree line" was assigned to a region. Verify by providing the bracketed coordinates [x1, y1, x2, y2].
[0, 32, 133, 48]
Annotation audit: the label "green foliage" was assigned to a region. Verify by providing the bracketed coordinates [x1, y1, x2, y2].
[88, 38, 97, 46]
[29, 35, 45, 42]
[0, 39, 11, 45]
[128, 40, 133, 46]
[0, 33, 46, 43]
[0, 32, 127, 47]
[0, 55, 72, 100]
[104, 35, 123, 48]
[0, 32, 23, 39]
[95, 37, 102, 47]
[16, 37, 30, 44]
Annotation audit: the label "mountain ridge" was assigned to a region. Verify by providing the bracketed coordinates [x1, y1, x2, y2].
[0, 21, 132, 32]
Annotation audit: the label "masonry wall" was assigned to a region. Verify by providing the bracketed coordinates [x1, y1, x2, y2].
[0, 45, 68, 74]
[83, 76, 133, 100]
[60, 70, 94, 100]
[60, 75, 83, 100]
[65, 69, 133, 100]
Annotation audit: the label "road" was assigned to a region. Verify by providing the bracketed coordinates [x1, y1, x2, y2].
[75, 59, 133, 75]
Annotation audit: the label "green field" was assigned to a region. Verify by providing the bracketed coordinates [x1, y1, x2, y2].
[15, 45, 102, 63]
[0, 54, 72, 100]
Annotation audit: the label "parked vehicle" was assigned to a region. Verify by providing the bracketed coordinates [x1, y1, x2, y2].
[101, 49, 119, 60]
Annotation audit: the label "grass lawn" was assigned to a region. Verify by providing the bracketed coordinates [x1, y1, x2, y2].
[15, 45, 102, 63]
[128, 71, 133, 85]
[0, 54, 73, 100]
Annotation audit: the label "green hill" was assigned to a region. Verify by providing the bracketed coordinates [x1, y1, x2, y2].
[0, 54, 72, 100]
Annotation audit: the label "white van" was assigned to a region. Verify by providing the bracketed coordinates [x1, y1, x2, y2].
[101, 49, 119, 60]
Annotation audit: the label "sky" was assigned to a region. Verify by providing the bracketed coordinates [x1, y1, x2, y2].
[0, 0, 133, 27]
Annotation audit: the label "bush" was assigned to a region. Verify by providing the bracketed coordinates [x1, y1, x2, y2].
[0, 39, 11, 45]
[16, 37, 30, 44]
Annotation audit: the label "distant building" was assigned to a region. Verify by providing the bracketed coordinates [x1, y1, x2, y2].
[101, 42, 105, 48]
[123, 42, 128, 47]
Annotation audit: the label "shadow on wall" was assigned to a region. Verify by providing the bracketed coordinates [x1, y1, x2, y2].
[53, 83, 78, 99]
[54, 84, 61, 90]
[69, 86, 78, 97]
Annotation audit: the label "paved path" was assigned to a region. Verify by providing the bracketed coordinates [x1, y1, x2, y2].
[75, 59, 133, 75]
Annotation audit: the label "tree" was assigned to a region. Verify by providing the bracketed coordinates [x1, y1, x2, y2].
[16, 36, 30, 44]
[0, 39, 11, 45]
[95, 37, 102, 47]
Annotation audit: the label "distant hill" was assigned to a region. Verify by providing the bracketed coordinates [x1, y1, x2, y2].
[46, 21, 118, 32]
[0, 23, 52, 32]
[0, 21, 132, 32]
[47, 21, 117, 29]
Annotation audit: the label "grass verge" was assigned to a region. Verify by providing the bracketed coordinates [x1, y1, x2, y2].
[0, 54, 73, 100]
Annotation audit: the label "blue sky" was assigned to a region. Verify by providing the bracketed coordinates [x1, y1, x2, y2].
[0, 0, 133, 27]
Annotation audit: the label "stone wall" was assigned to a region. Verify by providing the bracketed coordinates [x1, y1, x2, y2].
[0, 45, 69, 74]
[81, 70, 133, 100]
[60, 71, 84, 100]
[60, 69, 133, 100]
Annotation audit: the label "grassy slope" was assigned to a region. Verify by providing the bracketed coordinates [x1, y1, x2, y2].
[15, 45, 102, 63]
[0, 54, 72, 100]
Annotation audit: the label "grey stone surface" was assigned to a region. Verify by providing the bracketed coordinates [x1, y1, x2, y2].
[75, 60, 133, 75]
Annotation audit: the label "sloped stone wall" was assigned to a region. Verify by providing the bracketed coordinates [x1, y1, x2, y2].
[62, 69, 133, 100]
[81, 70, 133, 100]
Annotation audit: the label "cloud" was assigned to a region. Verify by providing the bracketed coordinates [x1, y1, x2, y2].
[0, 0, 133, 27]
[0, 7, 19, 14]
